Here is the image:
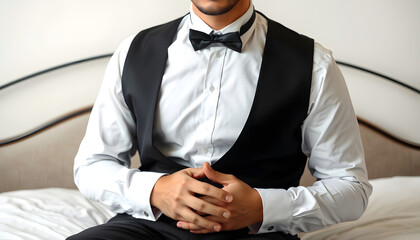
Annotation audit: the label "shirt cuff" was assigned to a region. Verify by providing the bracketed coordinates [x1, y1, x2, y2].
[254, 188, 293, 234]
[125, 170, 166, 221]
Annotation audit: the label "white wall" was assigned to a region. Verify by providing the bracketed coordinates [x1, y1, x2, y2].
[0, 0, 419, 143]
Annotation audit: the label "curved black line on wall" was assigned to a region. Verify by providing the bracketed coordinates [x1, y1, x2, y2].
[357, 118, 420, 150]
[336, 61, 420, 94]
[0, 54, 419, 94]
[0, 54, 113, 91]
[0, 107, 92, 147]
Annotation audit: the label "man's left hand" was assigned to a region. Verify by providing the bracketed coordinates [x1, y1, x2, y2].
[176, 162, 263, 234]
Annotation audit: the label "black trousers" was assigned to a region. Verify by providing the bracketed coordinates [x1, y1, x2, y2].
[67, 214, 299, 240]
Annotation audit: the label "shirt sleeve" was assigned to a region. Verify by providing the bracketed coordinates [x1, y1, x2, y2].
[253, 43, 372, 235]
[73, 36, 165, 221]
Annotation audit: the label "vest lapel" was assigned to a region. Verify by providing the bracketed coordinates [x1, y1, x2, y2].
[122, 16, 187, 172]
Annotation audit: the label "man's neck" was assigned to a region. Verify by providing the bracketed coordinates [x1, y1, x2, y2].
[192, 1, 250, 30]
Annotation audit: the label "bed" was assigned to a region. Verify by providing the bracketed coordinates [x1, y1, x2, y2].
[0, 56, 419, 239]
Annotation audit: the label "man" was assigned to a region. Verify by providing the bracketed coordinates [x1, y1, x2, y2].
[69, 0, 372, 239]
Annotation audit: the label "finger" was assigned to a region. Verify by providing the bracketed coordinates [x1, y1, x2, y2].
[177, 221, 218, 233]
[177, 221, 201, 230]
[187, 195, 231, 219]
[185, 167, 206, 179]
[177, 213, 225, 228]
[190, 229, 213, 234]
[194, 210, 207, 216]
[203, 162, 234, 185]
[178, 207, 222, 232]
[178, 213, 226, 233]
[198, 195, 226, 207]
[190, 180, 233, 203]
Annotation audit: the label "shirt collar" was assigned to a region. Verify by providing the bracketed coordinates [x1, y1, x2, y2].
[189, 1, 257, 50]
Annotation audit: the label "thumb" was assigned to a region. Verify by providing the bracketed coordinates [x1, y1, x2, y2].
[203, 162, 232, 186]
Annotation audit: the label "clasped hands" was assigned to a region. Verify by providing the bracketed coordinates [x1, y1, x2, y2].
[150, 162, 263, 234]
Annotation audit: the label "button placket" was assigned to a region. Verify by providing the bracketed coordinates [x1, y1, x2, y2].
[194, 47, 225, 162]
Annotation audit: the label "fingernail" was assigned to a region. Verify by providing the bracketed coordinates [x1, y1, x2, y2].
[177, 222, 183, 228]
[214, 225, 221, 232]
[223, 212, 229, 218]
[225, 195, 232, 202]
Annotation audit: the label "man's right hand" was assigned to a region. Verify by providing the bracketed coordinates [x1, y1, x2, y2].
[150, 167, 233, 232]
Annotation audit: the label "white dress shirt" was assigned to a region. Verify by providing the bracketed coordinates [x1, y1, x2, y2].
[74, 3, 372, 235]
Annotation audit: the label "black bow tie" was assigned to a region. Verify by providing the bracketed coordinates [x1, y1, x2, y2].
[189, 30, 242, 52]
[189, 10, 256, 53]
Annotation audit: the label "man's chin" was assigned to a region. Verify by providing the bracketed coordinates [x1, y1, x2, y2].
[192, 0, 241, 16]
[194, 6, 234, 16]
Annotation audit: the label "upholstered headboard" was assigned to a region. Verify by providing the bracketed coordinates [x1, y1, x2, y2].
[0, 55, 419, 192]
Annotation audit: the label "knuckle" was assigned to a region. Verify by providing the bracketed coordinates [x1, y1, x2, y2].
[218, 190, 226, 200]
[173, 192, 182, 202]
[179, 178, 188, 188]
[202, 183, 211, 192]
[191, 216, 199, 224]
[198, 202, 206, 211]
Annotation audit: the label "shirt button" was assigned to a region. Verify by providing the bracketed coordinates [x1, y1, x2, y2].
[143, 211, 149, 217]
[209, 85, 215, 92]
[216, 49, 226, 59]
[267, 226, 274, 231]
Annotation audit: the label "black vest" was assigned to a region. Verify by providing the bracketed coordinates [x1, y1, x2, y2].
[122, 14, 314, 189]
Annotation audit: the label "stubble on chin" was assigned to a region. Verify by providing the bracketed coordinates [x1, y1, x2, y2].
[191, 0, 241, 16]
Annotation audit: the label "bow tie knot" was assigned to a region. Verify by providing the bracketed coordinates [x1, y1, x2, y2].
[189, 30, 243, 52]
[210, 32, 232, 42]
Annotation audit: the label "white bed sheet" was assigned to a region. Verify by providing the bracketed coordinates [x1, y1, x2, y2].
[0, 188, 114, 240]
[1, 177, 419, 240]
